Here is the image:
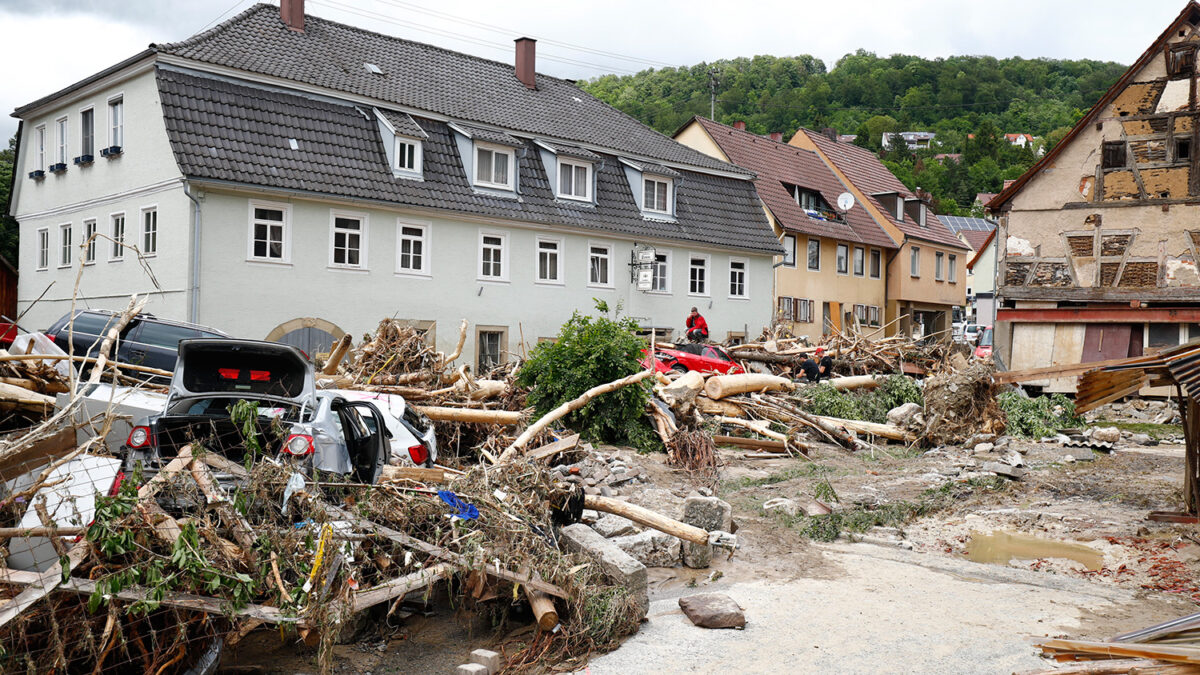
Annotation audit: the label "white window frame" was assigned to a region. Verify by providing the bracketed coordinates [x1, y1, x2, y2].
[948, 254, 958, 283]
[140, 206, 158, 257]
[853, 246, 865, 277]
[79, 105, 95, 159]
[36, 228, 49, 270]
[836, 243, 849, 275]
[807, 238, 820, 271]
[910, 246, 921, 277]
[587, 242, 614, 289]
[557, 159, 592, 201]
[246, 200, 291, 264]
[781, 234, 796, 267]
[535, 236, 564, 285]
[643, 176, 673, 215]
[82, 218, 97, 264]
[395, 218, 431, 277]
[54, 116, 68, 166]
[59, 223, 72, 268]
[393, 136, 422, 175]
[649, 250, 672, 294]
[869, 248, 882, 279]
[109, 212, 125, 261]
[729, 257, 748, 299]
[935, 251, 945, 281]
[34, 125, 46, 171]
[478, 230, 509, 282]
[328, 210, 369, 271]
[107, 94, 124, 149]
[474, 142, 514, 190]
[688, 253, 710, 297]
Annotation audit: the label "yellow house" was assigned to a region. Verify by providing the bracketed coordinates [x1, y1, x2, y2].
[790, 129, 970, 338]
[676, 117, 896, 338]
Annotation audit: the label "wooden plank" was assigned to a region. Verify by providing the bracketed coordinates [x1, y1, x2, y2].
[0, 427, 76, 478]
[381, 466, 453, 483]
[1038, 638, 1200, 664]
[994, 357, 1133, 384]
[527, 434, 581, 462]
[0, 542, 87, 628]
[1077, 377, 1148, 413]
[350, 562, 454, 612]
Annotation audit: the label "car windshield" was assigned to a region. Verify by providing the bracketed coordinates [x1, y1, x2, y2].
[979, 328, 993, 347]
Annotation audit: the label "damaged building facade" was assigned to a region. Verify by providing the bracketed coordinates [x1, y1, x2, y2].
[7, 1, 779, 365]
[989, 1, 1200, 389]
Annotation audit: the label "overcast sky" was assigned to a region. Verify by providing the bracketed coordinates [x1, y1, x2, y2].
[0, 0, 1190, 141]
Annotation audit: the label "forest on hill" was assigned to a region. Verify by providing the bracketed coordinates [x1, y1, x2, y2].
[581, 51, 1128, 215]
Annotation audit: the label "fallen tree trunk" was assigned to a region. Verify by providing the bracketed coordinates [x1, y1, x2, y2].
[440, 319, 469, 369]
[350, 562, 455, 612]
[812, 414, 915, 442]
[714, 416, 787, 443]
[695, 396, 746, 417]
[495, 369, 655, 463]
[321, 334, 353, 375]
[712, 434, 787, 451]
[583, 495, 709, 545]
[703, 374, 792, 400]
[467, 379, 508, 401]
[520, 568, 559, 631]
[413, 406, 523, 425]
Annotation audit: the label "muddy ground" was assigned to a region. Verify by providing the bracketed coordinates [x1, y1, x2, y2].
[221, 422, 1200, 674]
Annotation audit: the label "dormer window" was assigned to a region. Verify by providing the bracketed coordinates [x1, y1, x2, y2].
[394, 136, 421, 173]
[643, 177, 671, 214]
[476, 143, 514, 190]
[375, 109, 427, 181]
[558, 159, 591, 201]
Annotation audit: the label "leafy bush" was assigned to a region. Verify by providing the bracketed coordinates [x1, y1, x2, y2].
[997, 392, 1083, 438]
[804, 375, 923, 424]
[517, 301, 656, 450]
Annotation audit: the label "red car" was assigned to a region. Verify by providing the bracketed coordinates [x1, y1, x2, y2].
[643, 343, 745, 375]
[974, 326, 993, 360]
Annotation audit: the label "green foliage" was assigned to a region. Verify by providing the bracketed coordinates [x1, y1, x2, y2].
[804, 375, 923, 424]
[997, 392, 1083, 438]
[0, 135, 18, 266]
[517, 301, 656, 450]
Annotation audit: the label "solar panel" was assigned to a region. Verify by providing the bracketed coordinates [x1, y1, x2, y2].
[940, 215, 996, 233]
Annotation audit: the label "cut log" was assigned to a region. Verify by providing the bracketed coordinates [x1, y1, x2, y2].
[713, 435, 786, 451]
[496, 369, 655, 463]
[350, 562, 454, 612]
[321, 334, 353, 375]
[414, 406, 524, 425]
[703, 374, 792, 400]
[583, 495, 709, 545]
[826, 375, 883, 391]
[521, 568, 559, 631]
[0, 427, 75, 478]
[695, 396, 746, 417]
[812, 414, 915, 442]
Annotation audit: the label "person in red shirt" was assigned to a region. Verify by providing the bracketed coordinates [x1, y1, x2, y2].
[685, 307, 709, 342]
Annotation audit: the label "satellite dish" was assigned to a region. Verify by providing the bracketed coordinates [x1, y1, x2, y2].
[837, 192, 856, 212]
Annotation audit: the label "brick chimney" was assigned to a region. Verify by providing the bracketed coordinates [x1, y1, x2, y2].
[515, 38, 537, 90]
[733, 121, 746, 130]
[822, 127, 838, 142]
[768, 132, 783, 142]
[281, 0, 304, 32]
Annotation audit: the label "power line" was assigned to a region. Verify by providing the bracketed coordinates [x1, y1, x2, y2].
[717, 89, 1112, 115]
[195, 0, 252, 34]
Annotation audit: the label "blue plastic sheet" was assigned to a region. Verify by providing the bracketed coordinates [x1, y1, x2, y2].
[438, 490, 479, 520]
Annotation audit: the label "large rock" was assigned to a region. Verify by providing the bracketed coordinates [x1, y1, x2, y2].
[592, 514, 637, 538]
[679, 496, 732, 569]
[678, 593, 746, 629]
[762, 497, 800, 517]
[610, 530, 681, 567]
[559, 524, 648, 618]
[886, 402, 924, 427]
[973, 442, 995, 455]
[1090, 427, 1121, 444]
[1129, 432, 1156, 446]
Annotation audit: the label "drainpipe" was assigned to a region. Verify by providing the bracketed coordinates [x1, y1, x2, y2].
[184, 181, 202, 324]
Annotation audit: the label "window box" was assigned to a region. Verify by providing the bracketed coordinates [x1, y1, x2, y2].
[100, 145, 123, 158]
[49, 163, 67, 174]
[28, 170, 45, 180]
[73, 155, 94, 166]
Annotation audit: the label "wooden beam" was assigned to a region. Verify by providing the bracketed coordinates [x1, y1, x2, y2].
[713, 435, 787, 451]
[1038, 638, 1200, 664]
[583, 495, 709, 545]
[527, 433, 581, 462]
[349, 562, 454, 612]
[998, 307, 1200, 323]
[413, 406, 524, 425]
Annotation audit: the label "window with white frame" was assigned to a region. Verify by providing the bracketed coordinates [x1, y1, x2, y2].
[111, 213, 125, 260]
[836, 244, 849, 274]
[782, 234, 796, 267]
[558, 159, 591, 201]
[59, 223, 72, 267]
[948, 254, 958, 283]
[83, 219, 96, 264]
[394, 137, 421, 173]
[729, 259, 747, 298]
[536, 237, 562, 283]
[249, 204, 287, 261]
[910, 246, 920, 277]
[643, 177, 671, 214]
[588, 244, 612, 287]
[651, 252, 670, 292]
[807, 238, 820, 271]
[868, 305, 881, 326]
[689, 255, 708, 295]
[80, 108, 94, 158]
[479, 232, 507, 280]
[397, 221, 428, 275]
[869, 249, 882, 279]
[55, 117, 67, 166]
[853, 246, 865, 276]
[475, 144, 513, 189]
[34, 125, 45, 171]
[37, 229, 48, 270]
[108, 97, 123, 148]
[935, 251, 945, 280]
[142, 208, 158, 255]
[330, 213, 365, 268]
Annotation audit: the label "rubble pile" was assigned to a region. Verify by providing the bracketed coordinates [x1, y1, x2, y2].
[922, 359, 1006, 445]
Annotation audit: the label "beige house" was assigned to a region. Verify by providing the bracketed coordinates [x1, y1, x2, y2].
[790, 130, 970, 338]
[988, 1, 1200, 388]
[676, 117, 897, 338]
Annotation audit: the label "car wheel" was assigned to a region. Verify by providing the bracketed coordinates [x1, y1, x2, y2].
[671, 364, 688, 373]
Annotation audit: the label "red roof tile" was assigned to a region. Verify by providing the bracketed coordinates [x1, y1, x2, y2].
[693, 117, 896, 249]
[799, 129, 969, 250]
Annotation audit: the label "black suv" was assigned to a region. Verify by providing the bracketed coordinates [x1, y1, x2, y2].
[45, 310, 229, 376]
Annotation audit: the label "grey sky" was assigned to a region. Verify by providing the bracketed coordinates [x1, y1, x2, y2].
[0, 0, 1189, 141]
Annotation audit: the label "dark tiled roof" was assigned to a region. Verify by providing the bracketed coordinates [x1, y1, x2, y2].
[537, 140, 602, 162]
[155, 4, 747, 176]
[449, 122, 522, 147]
[379, 109, 427, 139]
[799, 129, 968, 250]
[622, 159, 681, 178]
[693, 118, 895, 249]
[157, 68, 780, 254]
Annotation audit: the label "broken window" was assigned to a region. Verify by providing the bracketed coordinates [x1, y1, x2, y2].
[1178, 138, 1192, 162]
[1102, 141, 1127, 169]
[1168, 44, 1196, 79]
[778, 296, 794, 321]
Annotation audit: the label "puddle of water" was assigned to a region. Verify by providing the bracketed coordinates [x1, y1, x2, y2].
[965, 530, 1104, 571]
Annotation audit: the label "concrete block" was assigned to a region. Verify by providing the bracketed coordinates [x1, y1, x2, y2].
[456, 664, 488, 675]
[982, 461, 1026, 480]
[681, 496, 732, 568]
[592, 514, 637, 538]
[610, 530, 680, 568]
[560, 523, 648, 617]
[470, 648, 501, 674]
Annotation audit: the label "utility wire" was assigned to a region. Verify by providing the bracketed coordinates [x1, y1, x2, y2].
[195, 0, 252, 33]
